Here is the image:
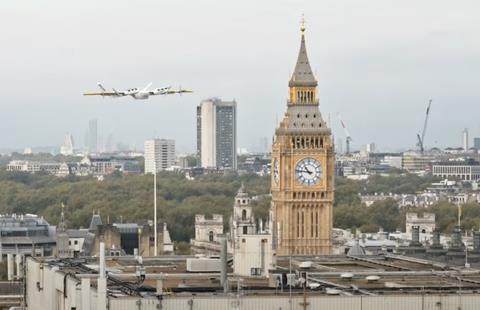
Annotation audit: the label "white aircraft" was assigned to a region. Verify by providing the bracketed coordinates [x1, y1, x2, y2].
[83, 82, 192, 100]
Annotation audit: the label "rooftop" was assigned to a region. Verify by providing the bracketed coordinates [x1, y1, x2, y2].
[33, 253, 480, 298]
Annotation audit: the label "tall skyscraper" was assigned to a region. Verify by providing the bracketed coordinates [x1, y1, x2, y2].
[463, 128, 469, 152]
[196, 98, 237, 169]
[144, 139, 176, 174]
[474, 137, 480, 149]
[271, 21, 335, 256]
[105, 134, 114, 153]
[88, 119, 98, 154]
[366, 143, 376, 154]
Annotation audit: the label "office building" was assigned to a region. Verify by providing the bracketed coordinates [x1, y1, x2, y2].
[197, 98, 237, 169]
[474, 137, 480, 149]
[432, 159, 480, 181]
[366, 142, 376, 153]
[144, 139, 176, 174]
[271, 23, 335, 255]
[402, 152, 434, 172]
[381, 155, 403, 169]
[0, 214, 56, 257]
[88, 119, 98, 154]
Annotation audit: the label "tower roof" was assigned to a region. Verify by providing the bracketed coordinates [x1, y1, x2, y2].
[57, 203, 67, 232]
[89, 212, 103, 231]
[289, 24, 317, 88]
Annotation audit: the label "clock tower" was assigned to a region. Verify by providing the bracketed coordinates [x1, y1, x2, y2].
[271, 20, 335, 256]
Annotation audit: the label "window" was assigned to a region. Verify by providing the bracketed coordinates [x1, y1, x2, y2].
[74, 240, 78, 245]
[251, 268, 262, 276]
[242, 209, 247, 220]
[243, 226, 248, 234]
[297, 211, 300, 238]
[301, 211, 305, 238]
[311, 212, 314, 238]
[209, 231, 214, 242]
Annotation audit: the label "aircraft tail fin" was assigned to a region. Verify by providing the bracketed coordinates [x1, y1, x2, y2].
[97, 82, 107, 92]
[141, 82, 152, 92]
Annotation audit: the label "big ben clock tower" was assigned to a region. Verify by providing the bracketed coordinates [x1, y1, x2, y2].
[271, 19, 335, 256]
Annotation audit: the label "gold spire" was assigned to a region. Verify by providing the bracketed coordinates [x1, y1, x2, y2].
[300, 13, 306, 33]
[289, 14, 317, 88]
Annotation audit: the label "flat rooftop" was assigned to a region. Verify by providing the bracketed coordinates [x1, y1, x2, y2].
[36, 254, 480, 298]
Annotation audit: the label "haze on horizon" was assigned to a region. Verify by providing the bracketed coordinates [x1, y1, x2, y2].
[1, 0, 479, 153]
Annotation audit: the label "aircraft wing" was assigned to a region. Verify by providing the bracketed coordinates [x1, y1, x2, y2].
[83, 92, 118, 96]
[177, 89, 193, 94]
[165, 88, 193, 95]
[83, 82, 127, 97]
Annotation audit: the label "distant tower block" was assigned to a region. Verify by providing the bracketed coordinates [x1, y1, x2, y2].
[463, 128, 469, 152]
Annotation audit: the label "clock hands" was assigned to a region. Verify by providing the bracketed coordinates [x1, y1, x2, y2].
[295, 167, 313, 175]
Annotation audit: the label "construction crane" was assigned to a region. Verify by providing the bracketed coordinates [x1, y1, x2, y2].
[337, 113, 352, 155]
[416, 99, 432, 154]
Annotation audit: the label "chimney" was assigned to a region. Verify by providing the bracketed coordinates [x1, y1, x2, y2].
[450, 226, 463, 251]
[99, 242, 105, 278]
[15, 254, 22, 279]
[473, 231, 480, 252]
[411, 226, 420, 244]
[7, 254, 14, 281]
[220, 236, 228, 293]
[432, 230, 442, 248]
[97, 242, 107, 310]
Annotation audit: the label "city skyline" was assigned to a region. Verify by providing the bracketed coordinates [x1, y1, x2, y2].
[1, 0, 480, 152]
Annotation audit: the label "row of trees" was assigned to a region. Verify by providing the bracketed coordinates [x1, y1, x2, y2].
[0, 167, 477, 239]
[334, 175, 480, 233]
[0, 169, 270, 241]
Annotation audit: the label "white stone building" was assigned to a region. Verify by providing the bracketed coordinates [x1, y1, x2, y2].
[194, 214, 224, 243]
[231, 185, 275, 278]
[144, 139, 176, 174]
[405, 212, 436, 235]
[432, 161, 480, 182]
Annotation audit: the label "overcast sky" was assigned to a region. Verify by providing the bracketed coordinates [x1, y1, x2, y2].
[1, 0, 479, 153]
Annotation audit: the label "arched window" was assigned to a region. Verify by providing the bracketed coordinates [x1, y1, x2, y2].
[242, 209, 247, 220]
[311, 212, 314, 237]
[301, 211, 305, 238]
[297, 211, 300, 238]
[208, 231, 214, 242]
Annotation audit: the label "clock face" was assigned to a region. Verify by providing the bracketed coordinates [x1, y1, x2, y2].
[273, 158, 279, 184]
[295, 158, 322, 186]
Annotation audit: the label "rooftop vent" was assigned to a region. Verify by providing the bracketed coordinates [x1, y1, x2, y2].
[340, 272, 354, 280]
[326, 288, 342, 295]
[299, 261, 313, 269]
[366, 275, 381, 282]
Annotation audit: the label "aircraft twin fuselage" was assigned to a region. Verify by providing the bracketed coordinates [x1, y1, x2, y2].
[83, 82, 192, 100]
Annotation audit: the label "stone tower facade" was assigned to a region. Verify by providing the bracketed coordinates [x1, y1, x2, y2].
[56, 204, 71, 258]
[271, 22, 335, 256]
